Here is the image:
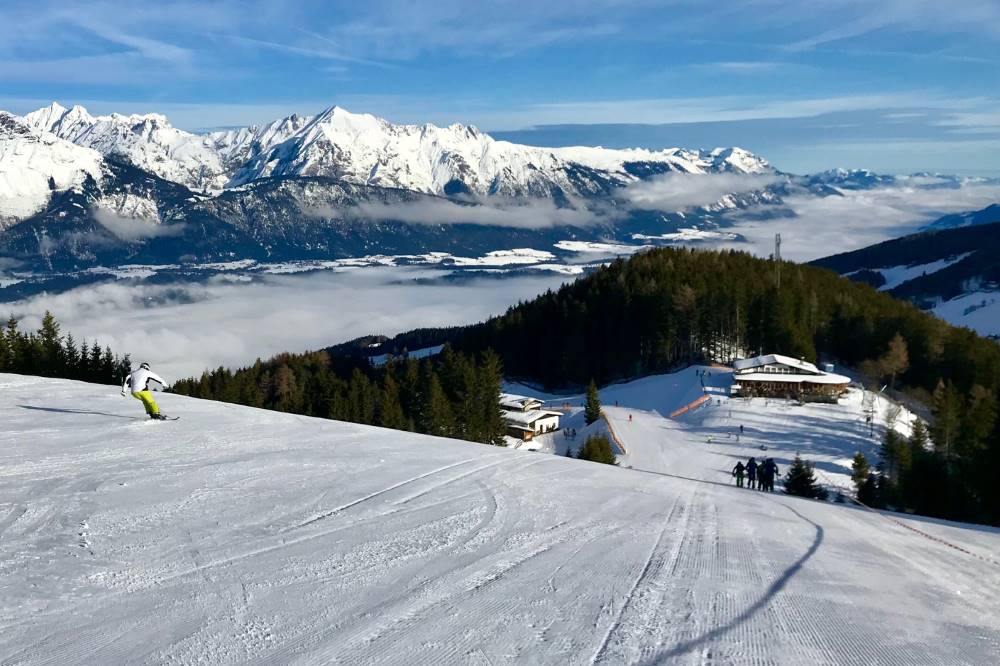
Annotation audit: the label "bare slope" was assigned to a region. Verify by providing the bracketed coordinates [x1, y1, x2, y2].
[1, 373, 998, 664]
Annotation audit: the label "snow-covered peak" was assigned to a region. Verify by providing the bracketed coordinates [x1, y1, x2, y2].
[21, 102, 226, 193]
[229, 104, 773, 197]
[17, 101, 773, 201]
[205, 112, 314, 175]
[0, 112, 104, 227]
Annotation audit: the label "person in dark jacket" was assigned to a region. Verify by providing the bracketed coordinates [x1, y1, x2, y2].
[762, 458, 780, 492]
[732, 461, 746, 488]
[746, 457, 758, 490]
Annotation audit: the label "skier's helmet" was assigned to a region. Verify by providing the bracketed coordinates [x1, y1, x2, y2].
[139, 362, 150, 370]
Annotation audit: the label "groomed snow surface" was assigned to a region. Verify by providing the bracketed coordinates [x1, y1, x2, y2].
[2, 372, 999, 665]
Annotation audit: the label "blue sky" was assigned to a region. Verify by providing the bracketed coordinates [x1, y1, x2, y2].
[1, 0, 998, 174]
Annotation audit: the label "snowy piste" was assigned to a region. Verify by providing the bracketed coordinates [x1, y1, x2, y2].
[1, 373, 999, 664]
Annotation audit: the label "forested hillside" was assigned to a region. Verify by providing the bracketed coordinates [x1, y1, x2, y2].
[811, 221, 1000, 303]
[171, 346, 508, 446]
[442, 248, 1000, 395]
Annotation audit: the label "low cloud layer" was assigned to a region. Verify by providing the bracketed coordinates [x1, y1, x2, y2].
[350, 198, 606, 229]
[723, 182, 1000, 261]
[92, 209, 184, 241]
[9, 267, 571, 379]
[623, 173, 784, 211]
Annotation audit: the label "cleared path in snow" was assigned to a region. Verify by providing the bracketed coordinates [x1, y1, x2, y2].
[1, 373, 999, 665]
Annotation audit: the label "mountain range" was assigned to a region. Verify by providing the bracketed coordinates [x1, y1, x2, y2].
[1, 101, 996, 276]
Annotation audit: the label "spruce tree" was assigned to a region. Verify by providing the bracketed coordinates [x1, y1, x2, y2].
[850, 452, 870, 492]
[577, 434, 617, 465]
[38, 311, 64, 376]
[477, 349, 507, 446]
[377, 370, 408, 431]
[584, 379, 601, 425]
[419, 369, 454, 438]
[857, 473, 882, 507]
[783, 454, 828, 500]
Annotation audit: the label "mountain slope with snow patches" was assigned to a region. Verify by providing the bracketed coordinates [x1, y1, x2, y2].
[1, 373, 998, 664]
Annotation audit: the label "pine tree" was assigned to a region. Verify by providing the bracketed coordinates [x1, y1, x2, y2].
[584, 379, 601, 425]
[850, 452, 870, 492]
[857, 473, 882, 507]
[784, 454, 829, 500]
[931, 380, 962, 463]
[577, 434, 617, 465]
[377, 370, 408, 431]
[477, 349, 507, 446]
[418, 369, 454, 438]
[37, 311, 64, 376]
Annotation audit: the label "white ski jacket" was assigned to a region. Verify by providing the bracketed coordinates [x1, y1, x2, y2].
[122, 368, 167, 395]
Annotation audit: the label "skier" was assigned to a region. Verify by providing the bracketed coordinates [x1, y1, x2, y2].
[762, 458, 780, 492]
[732, 461, 746, 488]
[746, 457, 758, 490]
[121, 362, 169, 420]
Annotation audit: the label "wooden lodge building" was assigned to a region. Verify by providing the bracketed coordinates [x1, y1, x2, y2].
[499, 392, 561, 441]
[732, 354, 850, 401]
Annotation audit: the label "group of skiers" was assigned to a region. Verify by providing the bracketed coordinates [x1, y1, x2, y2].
[732, 457, 779, 491]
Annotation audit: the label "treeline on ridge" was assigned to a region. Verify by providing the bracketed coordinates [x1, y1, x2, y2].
[0, 311, 129, 385]
[172, 346, 508, 446]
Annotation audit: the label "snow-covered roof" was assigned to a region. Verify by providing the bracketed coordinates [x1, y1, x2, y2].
[502, 409, 562, 428]
[499, 392, 544, 410]
[733, 354, 821, 374]
[733, 371, 850, 385]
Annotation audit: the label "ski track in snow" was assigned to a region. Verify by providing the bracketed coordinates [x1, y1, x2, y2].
[1, 372, 999, 665]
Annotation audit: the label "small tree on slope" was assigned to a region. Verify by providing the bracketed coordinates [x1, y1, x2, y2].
[584, 379, 601, 426]
[784, 454, 829, 500]
[851, 452, 871, 493]
[577, 434, 617, 465]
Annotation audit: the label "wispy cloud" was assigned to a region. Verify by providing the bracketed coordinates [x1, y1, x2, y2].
[724, 181, 1000, 261]
[623, 173, 783, 211]
[92, 210, 185, 242]
[343, 197, 607, 229]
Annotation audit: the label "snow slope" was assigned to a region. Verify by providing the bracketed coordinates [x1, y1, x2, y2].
[933, 290, 1000, 338]
[2, 373, 999, 664]
[512, 366, 916, 491]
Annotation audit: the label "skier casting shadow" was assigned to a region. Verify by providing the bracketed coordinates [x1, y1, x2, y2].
[731, 461, 746, 488]
[746, 457, 758, 490]
[122, 362, 171, 420]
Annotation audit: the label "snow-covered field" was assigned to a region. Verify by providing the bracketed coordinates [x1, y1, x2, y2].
[2, 373, 999, 664]
[511, 366, 913, 491]
[933, 290, 1000, 338]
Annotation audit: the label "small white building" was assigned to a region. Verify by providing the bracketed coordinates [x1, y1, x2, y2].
[502, 408, 562, 441]
[500, 392, 560, 440]
[732, 353, 850, 400]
